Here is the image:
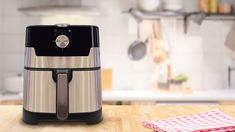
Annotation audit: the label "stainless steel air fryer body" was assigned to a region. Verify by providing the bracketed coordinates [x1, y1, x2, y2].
[23, 25, 102, 124]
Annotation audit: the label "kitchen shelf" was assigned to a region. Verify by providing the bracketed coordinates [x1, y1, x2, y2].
[126, 8, 191, 21]
[204, 13, 235, 20]
[126, 8, 235, 33]
[127, 8, 235, 20]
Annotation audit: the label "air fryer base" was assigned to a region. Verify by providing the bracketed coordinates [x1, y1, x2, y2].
[22, 108, 102, 125]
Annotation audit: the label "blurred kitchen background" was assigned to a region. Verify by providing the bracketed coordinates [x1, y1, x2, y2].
[1, 0, 235, 105]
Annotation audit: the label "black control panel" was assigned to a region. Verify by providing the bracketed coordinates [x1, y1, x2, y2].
[25, 25, 100, 56]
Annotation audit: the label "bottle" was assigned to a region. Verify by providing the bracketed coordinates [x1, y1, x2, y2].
[209, 0, 218, 13]
[198, 0, 209, 12]
[218, 3, 232, 13]
[218, 0, 232, 14]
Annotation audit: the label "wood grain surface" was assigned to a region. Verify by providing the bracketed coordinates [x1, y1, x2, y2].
[1, 105, 235, 132]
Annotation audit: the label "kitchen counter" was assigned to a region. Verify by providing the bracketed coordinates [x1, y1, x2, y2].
[1, 89, 235, 103]
[102, 89, 235, 103]
[1, 105, 235, 131]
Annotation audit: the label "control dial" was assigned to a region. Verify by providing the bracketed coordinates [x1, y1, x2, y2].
[55, 35, 69, 48]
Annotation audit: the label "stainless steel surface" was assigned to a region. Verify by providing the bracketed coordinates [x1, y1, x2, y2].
[23, 70, 102, 113]
[128, 22, 147, 61]
[127, 8, 235, 20]
[128, 40, 147, 61]
[55, 35, 70, 48]
[228, 66, 235, 88]
[69, 70, 102, 113]
[191, 13, 207, 25]
[56, 73, 69, 120]
[24, 47, 100, 68]
[23, 70, 56, 112]
[56, 23, 70, 27]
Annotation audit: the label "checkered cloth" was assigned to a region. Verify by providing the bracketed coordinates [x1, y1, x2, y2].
[143, 110, 235, 132]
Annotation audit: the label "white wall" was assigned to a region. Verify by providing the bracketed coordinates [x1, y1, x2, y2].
[0, 0, 234, 92]
[171, 21, 235, 90]
[0, 0, 40, 92]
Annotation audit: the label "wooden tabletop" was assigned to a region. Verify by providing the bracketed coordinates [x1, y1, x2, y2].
[1, 105, 235, 132]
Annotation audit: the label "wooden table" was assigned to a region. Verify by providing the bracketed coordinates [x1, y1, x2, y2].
[1, 105, 235, 132]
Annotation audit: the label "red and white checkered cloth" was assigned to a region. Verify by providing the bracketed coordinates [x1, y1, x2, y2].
[143, 110, 235, 132]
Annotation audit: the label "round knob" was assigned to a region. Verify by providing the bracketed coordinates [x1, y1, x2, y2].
[55, 35, 69, 48]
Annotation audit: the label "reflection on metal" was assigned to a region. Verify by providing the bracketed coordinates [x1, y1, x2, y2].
[23, 70, 102, 113]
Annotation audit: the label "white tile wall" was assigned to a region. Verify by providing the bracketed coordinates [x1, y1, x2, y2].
[0, 18, 2, 34]
[0, 0, 40, 92]
[164, 18, 233, 90]
[0, 0, 235, 92]
[2, 0, 21, 16]
[2, 17, 22, 35]
[2, 34, 24, 53]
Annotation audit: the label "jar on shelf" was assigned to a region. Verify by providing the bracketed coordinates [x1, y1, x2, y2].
[198, 0, 209, 13]
[209, 0, 218, 13]
[219, 0, 232, 13]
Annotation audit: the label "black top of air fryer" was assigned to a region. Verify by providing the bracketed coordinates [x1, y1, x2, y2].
[25, 25, 99, 56]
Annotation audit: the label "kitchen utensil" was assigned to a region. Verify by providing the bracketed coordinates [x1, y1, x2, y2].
[160, 18, 177, 56]
[137, 0, 162, 12]
[184, 0, 198, 12]
[128, 22, 147, 61]
[4, 74, 23, 93]
[163, 0, 183, 11]
[225, 23, 235, 51]
[23, 25, 102, 124]
[149, 21, 166, 64]
[198, 0, 209, 12]
[167, 64, 172, 83]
